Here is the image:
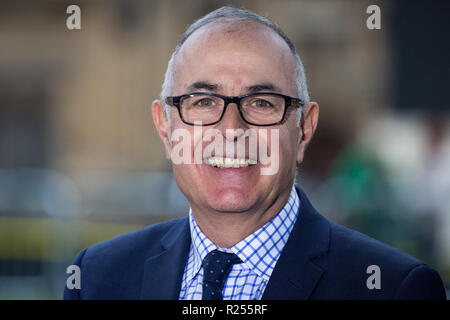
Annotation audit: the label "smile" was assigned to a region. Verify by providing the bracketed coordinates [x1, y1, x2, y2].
[204, 157, 257, 168]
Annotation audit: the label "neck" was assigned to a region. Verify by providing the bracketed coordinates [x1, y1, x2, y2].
[191, 184, 293, 248]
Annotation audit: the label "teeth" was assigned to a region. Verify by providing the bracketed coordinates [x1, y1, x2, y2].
[205, 157, 257, 168]
[225, 158, 233, 167]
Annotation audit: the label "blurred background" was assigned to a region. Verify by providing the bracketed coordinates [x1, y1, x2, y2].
[0, 0, 449, 299]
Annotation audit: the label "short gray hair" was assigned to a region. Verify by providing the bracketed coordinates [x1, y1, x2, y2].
[160, 6, 310, 122]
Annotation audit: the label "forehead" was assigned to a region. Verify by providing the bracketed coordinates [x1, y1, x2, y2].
[172, 21, 298, 95]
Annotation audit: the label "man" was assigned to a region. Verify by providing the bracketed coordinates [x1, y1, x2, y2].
[64, 7, 446, 300]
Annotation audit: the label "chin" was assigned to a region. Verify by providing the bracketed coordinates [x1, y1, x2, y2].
[205, 190, 257, 214]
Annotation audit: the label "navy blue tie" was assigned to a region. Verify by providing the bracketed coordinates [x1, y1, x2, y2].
[202, 249, 242, 300]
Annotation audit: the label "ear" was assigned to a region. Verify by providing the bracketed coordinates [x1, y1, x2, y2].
[152, 99, 172, 161]
[297, 102, 319, 165]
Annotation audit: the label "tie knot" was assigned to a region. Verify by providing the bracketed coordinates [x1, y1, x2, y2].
[201, 249, 242, 300]
[202, 249, 241, 268]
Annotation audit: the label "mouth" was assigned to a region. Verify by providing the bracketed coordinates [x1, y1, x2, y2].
[204, 157, 258, 169]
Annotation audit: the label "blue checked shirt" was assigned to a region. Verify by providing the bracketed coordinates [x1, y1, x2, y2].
[179, 185, 300, 300]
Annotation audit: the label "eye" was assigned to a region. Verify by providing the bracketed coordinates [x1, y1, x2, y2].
[252, 99, 273, 108]
[194, 98, 216, 107]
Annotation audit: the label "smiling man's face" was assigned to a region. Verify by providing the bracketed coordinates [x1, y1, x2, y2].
[153, 21, 318, 219]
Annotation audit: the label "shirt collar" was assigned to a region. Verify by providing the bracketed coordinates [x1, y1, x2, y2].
[187, 184, 300, 283]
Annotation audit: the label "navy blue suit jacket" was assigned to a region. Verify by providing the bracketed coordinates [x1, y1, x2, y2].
[64, 188, 446, 300]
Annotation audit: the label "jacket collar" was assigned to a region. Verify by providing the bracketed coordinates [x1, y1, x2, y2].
[261, 187, 330, 299]
[140, 187, 330, 300]
[140, 217, 191, 299]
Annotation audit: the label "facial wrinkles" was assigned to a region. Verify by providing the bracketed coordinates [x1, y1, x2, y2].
[169, 23, 300, 180]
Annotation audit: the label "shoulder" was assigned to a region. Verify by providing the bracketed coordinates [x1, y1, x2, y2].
[316, 220, 446, 299]
[64, 216, 189, 299]
[85, 216, 187, 259]
[328, 221, 421, 268]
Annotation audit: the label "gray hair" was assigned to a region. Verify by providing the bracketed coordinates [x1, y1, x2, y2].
[160, 6, 310, 124]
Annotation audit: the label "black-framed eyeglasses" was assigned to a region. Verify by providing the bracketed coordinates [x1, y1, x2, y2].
[165, 92, 304, 126]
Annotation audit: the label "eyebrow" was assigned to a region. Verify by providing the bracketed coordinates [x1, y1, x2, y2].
[186, 81, 222, 93]
[185, 81, 283, 95]
[244, 82, 283, 94]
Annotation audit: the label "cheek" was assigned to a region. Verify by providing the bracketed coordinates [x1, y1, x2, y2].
[253, 127, 295, 177]
[192, 126, 204, 160]
[173, 163, 194, 184]
[268, 126, 295, 154]
[275, 126, 298, 166]
[167, 122, 200, 164]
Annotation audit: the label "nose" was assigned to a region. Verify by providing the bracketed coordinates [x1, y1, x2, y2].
[216, 102, 247, 140]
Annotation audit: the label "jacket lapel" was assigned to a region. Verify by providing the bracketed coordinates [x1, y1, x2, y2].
[262, 187, 330, 299]
[140, 217, 191, 299]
